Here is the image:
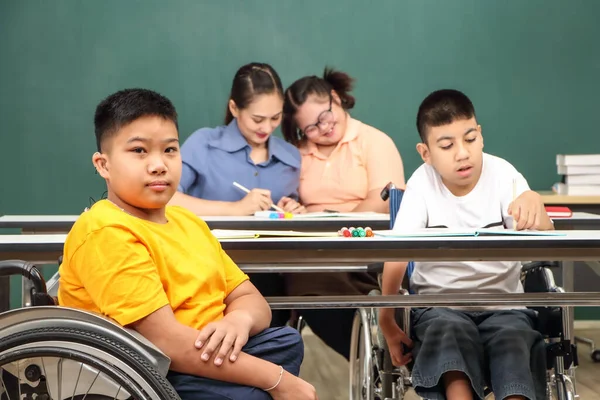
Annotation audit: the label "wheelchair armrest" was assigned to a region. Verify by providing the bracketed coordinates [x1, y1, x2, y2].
[521, 262, 561, 293]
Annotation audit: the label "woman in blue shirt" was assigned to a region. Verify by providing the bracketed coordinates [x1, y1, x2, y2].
[170, 62, 304, 327]
[170, 62, 304, 216]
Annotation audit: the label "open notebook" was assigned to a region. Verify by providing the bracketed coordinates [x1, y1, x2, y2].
[211, 229, 340, 239]
[374, 228, 566, 238]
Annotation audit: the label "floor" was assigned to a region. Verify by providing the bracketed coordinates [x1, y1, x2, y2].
[299, 322, 600, 400]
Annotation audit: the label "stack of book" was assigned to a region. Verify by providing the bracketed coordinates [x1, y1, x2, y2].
[554, 154, 600, 195]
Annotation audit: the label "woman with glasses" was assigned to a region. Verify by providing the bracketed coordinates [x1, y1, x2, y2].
[281, 68, 405, 360]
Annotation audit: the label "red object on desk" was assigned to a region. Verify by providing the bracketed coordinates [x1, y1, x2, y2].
[545, 206, 573, 218]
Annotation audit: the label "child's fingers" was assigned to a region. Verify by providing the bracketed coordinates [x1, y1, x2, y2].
[214, 332, 237, 366]
[195, 323, 217, 348]
[229, 336, 245, 362]
[201, 329, 227, 362]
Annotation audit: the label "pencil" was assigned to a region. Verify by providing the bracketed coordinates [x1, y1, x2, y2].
[232, 181, 286, 213]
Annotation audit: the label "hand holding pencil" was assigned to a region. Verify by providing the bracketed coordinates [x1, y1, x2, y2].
[233, 182, 285, 214]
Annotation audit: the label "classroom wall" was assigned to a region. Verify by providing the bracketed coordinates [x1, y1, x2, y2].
[1, 0, 600, 215]
[1, 1, 600, 317]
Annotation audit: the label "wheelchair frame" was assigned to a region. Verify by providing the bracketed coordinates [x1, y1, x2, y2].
[0, 259, 181, 400]
[348, 186, 580, 400]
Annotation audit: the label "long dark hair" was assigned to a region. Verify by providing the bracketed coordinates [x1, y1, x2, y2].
[224, 62, 284, 124]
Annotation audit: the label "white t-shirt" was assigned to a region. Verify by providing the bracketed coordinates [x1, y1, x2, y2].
[393, 153, 530, 296]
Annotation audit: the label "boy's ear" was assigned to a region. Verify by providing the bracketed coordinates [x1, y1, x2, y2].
[416, 142, 431, 164]
[92, 152, 110, 179]
[478, 124, 484, 149]
[228, 99, 239, 119]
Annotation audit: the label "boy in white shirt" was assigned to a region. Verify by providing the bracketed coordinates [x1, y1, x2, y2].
[379, 89, 553, 400]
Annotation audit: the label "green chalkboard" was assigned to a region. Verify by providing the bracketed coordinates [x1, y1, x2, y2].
[1, 0, 600, 214]
[2, 1, 600, 316]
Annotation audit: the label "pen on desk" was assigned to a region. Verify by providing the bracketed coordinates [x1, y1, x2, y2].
[232, 181, 286, 213]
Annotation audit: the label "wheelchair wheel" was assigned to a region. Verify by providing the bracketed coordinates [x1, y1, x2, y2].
[0, 326, 181, 400]
[548, 372, 576, 400]
[350, 308, 376, 400]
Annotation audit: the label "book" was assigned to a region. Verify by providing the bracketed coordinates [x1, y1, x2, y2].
[556, 154, 600, 167]
[545, 206, 573, 218]
[211, 229, 340, 239]
[374, 228, 565, 238]
[564, 174, 600, 186]
[552, 183, 600, 196]
[557, 165, 600, 175]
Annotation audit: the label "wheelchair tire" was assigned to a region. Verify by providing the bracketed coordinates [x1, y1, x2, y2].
[0, 326, 181, 400]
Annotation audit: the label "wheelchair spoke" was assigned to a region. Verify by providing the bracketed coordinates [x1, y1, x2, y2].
[82, 369, 102, 399]
[71, 362, 84, 400]
[0, 372, 12, 400]
[41, 357, 54, 400]
[57, 358, 64, 400]
[16, 360, 21, 400]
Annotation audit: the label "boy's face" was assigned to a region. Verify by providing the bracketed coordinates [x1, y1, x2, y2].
[416, 117, 484, 196]
[93, 115, 181, 222]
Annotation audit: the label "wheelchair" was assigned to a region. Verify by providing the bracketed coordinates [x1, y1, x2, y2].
[348, 185, 579, 400]
[0, 259, 182, 400]
[348, 262, 579, 400]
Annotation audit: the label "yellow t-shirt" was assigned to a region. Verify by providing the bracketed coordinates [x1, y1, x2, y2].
[57, 199, 248, 329]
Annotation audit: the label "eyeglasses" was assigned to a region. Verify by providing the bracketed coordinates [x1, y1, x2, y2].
[302, 95, 334, 137]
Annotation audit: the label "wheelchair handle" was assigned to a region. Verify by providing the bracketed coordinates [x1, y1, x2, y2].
[0, 259, 48, 295]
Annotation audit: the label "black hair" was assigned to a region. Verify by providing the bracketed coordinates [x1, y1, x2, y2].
[94, 88, 178, 152]
[416, 89, 476, 143]
[282, 67, 355, 146]
[224, 62, 284, 125]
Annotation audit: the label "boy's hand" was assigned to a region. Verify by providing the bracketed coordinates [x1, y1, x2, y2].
[195, 310, 253, 366]
[277, 197, 306, 214]
[508, 190, 546, 230]
[379, 309, 413, 367]
[269, 370, 319, 400]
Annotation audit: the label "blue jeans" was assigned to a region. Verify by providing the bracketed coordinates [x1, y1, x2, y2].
[411, 308, 547, 400]
[167, 326, 304, 400]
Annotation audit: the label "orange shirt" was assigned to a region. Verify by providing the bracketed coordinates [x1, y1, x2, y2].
[298, 116, 405, 212]
[58, 200, 248, 329]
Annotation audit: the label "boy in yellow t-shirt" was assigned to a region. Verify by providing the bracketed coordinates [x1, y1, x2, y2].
[58, 88, 317, 400]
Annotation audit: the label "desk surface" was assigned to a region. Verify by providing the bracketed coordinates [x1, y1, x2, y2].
[0, 213, 391, 232]
[2, 212, 600, 232]
[538, 191, 600, 205]
[3, 230, 600, 264]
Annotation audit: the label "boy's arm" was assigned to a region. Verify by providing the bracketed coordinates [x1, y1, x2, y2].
[130, 305, 286, 389]
[223, 280, 271, 336]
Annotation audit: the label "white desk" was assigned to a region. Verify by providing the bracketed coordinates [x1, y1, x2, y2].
[0, 213, 392, 233]
[3, 230, 600, 264]
[2, 233, 600, 312]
